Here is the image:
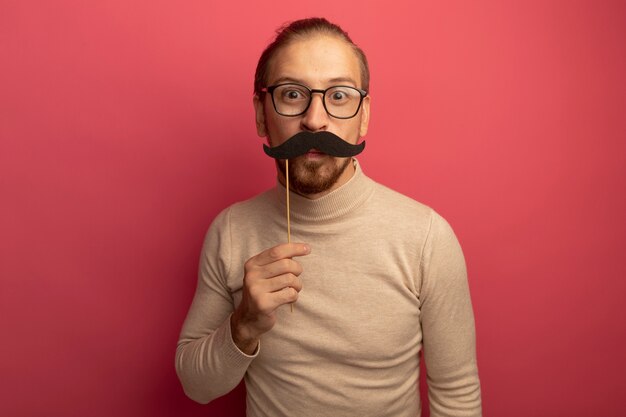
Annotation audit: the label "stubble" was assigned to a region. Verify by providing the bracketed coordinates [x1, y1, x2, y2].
[277, 156, 351, 196]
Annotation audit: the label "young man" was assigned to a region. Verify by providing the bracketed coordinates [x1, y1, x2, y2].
[176, 18, 482, 417]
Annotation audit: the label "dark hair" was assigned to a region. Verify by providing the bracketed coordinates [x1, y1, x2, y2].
[253, 17, 370, 96]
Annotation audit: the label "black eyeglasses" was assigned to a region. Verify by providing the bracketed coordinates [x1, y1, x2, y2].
[261, 83, 368, 119]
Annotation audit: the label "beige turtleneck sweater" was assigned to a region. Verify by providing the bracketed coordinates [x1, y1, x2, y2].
[176, 160, 482, 417]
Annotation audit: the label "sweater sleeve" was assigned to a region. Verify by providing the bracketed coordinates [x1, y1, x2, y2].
[175, 207, 258, 404]
[418, 211, 482, 417]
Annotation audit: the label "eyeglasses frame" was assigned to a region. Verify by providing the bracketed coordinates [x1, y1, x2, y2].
[261, 82, 368, 120]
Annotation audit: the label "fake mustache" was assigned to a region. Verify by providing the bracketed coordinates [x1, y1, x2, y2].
[263, 131, 366, 159]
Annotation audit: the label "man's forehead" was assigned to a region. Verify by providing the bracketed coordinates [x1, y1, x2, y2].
[267, 35, 362, 87]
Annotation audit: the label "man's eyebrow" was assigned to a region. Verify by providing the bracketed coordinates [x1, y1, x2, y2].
[271, 76, 304, 85]
[327, 77, 358, 86]
[270, 76, 358, 87]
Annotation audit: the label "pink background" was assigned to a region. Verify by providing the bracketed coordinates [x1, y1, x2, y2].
[1, 1, 625, 416]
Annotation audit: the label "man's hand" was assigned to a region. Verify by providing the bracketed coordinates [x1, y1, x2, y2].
[230, 242, 310, 355]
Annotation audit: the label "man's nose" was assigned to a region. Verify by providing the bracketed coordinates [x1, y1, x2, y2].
[301, 93, 329, 131]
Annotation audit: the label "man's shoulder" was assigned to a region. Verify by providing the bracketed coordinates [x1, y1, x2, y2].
[367, 178, 434, 222]
[210, 187, 279, 228]
[362, 176, 460, 251]
[230, 187, 277, 213]
[366, 176, 460, 238]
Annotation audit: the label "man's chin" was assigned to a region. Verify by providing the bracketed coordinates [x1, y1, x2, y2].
[279, 156, 351, 196]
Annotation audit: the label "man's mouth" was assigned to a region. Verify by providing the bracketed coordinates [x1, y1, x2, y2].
[304, 148, 326, 158]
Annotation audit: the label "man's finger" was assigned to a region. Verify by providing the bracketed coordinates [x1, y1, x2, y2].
[252, 243, 310, 267]
[252, 258, 303, 281]
[262, 273, 303, 293]
[272, 286, 298, 305]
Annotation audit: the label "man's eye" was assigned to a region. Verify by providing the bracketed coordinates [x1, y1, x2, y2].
[283, 90, 305, 100]
[331, 91, 346, 101]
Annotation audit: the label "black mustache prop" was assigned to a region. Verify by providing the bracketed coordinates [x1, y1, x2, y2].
[263, 131, 366, 159]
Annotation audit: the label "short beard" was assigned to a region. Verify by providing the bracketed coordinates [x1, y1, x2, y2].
[277, 156, 351, 195]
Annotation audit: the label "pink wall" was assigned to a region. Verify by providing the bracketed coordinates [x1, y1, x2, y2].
[1, 1, 625, 416]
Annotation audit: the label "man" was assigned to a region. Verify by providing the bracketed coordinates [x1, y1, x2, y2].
[176, 17, 482, 417]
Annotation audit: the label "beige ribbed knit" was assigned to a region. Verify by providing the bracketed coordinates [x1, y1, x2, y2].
[176, 160, 482, 417]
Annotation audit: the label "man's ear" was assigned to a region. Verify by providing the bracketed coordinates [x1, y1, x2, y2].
[359, 96, 370, 137]
[253, 95, 267, 137]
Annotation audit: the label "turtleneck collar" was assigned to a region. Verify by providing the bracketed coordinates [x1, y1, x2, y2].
[272, 159, 375, 224]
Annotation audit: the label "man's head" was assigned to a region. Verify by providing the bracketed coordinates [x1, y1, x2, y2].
[254, 18, 370, 98]
[253, 18, 371, 197]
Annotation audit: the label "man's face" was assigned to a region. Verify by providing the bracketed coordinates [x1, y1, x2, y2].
[253, 35, 370, 197]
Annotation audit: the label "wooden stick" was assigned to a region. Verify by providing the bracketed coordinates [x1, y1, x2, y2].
[286, 159, 291, 244]
[286, 159, 293, 313]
